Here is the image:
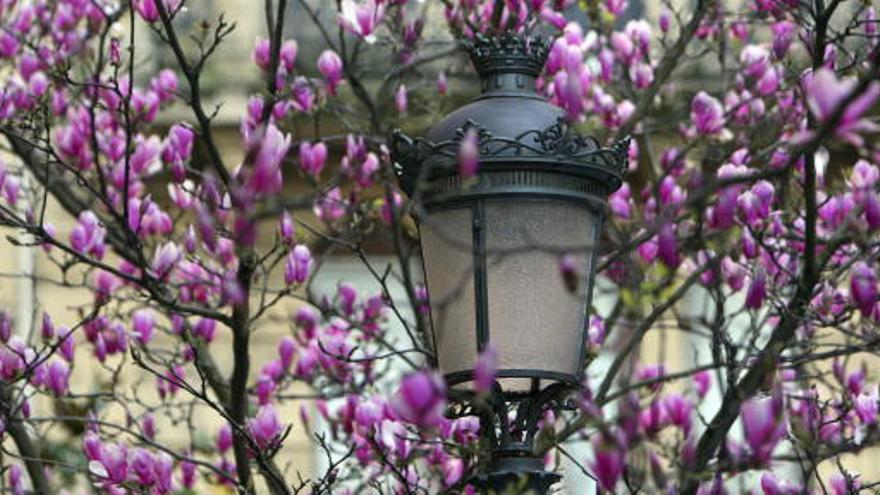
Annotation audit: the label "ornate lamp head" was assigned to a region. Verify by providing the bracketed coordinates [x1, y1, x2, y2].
[390, 32, 628, 493]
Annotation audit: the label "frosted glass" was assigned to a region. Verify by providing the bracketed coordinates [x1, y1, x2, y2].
[484, 200, 596, 390]
[419, 209, 478, 377]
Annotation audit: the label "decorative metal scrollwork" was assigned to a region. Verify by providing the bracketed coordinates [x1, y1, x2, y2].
[390, 117, 628, 195]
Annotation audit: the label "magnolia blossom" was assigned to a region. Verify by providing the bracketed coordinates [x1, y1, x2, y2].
[314, 187, 347, 223]
[761, 472, 802, 495]
[247, 406, 283, 450]
[285, 245, 313, 285]
[591, 435, 625, 491]
[248, 124, 291, 195]
[46, 360, 69, 396]
[279, 210, 295, 245]
[473, 344, 498, 393]
[690, 91, 725, 135]
[395, 84, 407, 114]
[850, 262, 877, 317]
[338, 0, 386, 44]
[317, 50, 343, 96]
[741, 393, 785, 464]
[458, 127, 479, 178]
[854, 386, 879, 426]
[70, 211, 106, 259]
[803, 68, 880, 145]
[771, 21, 795, 59]
[280, 39, 298, 73]
[745, 268, 767, 310]
[217, 424, 233, 453]
[391, 371, 446, 427]
[132, 309, 155, 345]
[436, 71, 448, 95]
[299, 141, 327, 178]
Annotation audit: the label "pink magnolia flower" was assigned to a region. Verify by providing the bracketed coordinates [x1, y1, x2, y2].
[134, 0, 161, 22]
[662, 393, 693, 435]
[299, 141, 327, 178]
[474, 344, 498, 393]
[217, 424, 233, 453]
[436, 72, 448, 96]
[443, 458, 464, 487]
[553, 55, 589, 120]
[588, 315, 605, 349]
[60, 331, 75, 362]
[539, 7, 567, 29]
[761, 472, 802, 495]
[151, 242, 181, 278]
[854, 385, 879, 426]
[247, 406, 283, 450]
[392, 371, 446, 427]
[458, 128, 479, 179]
[636, 364, 666, 391]
[193, 318, 217, 343]
[285, 245, 313, 285]
[142, 414, 156, 440]
[757, 66, 781, 96]
[290, 77, 314, 112]
[803, 68, 880, 145]
[771, 21, 795, 59]
[317, 50, 343, 96]
[379, 191, 403, 225]
[395, 84, 407, 114]
[866, 7, 878, 36]
[252, 37, 271, 71]
[863, 192, 880, 229]
[605, 0, 627, 16]
[40, 312, 54, 341]
[659, 9, 671, 33]
[0, 33, 19, 58]
[162, 123, 195, 167]
[740, 393, 785, 464]
[7, 465, 22, 495]
[690, 91, 725, 135]
[657, 223, 680, 268]
[694, 369, 712, 397]
[850, 262, 877, 316]
[279, 210, 295, 245]
[130, 448, 156, 486]
[181, 459, 197, 488]
[70, 211, 106, 259]
[745, 267, 767, 310]
[280, 39, 298, 73]
[722, 256, 747, 292]
[339, 0, 386, 44]
[132, 309, 155, 346]
[740, 45, 770, 78]
[591, 435, 625, 491]
[819, 194, 855, 229]
[46, 360, 70, 396]
[609, 183, 631, 218]
[278, 336, 296, 369]
[630, 62, 654, 90]
[248, 124, 291, 195]
[830, 472, 861, 495]
[99, 443, 129, 483]
[314, 187, 347, 223]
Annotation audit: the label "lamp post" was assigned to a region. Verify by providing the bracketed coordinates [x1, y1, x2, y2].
[390, 33, 627, 493]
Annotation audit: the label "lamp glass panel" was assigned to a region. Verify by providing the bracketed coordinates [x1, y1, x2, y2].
[419, 208, 477, 379]
[484, 199, 596, 389]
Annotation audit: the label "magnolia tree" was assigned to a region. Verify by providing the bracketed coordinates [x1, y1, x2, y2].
[0, 0, 879, 493]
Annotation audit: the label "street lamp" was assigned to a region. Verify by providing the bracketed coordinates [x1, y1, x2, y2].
[390, 33, 627, 493]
